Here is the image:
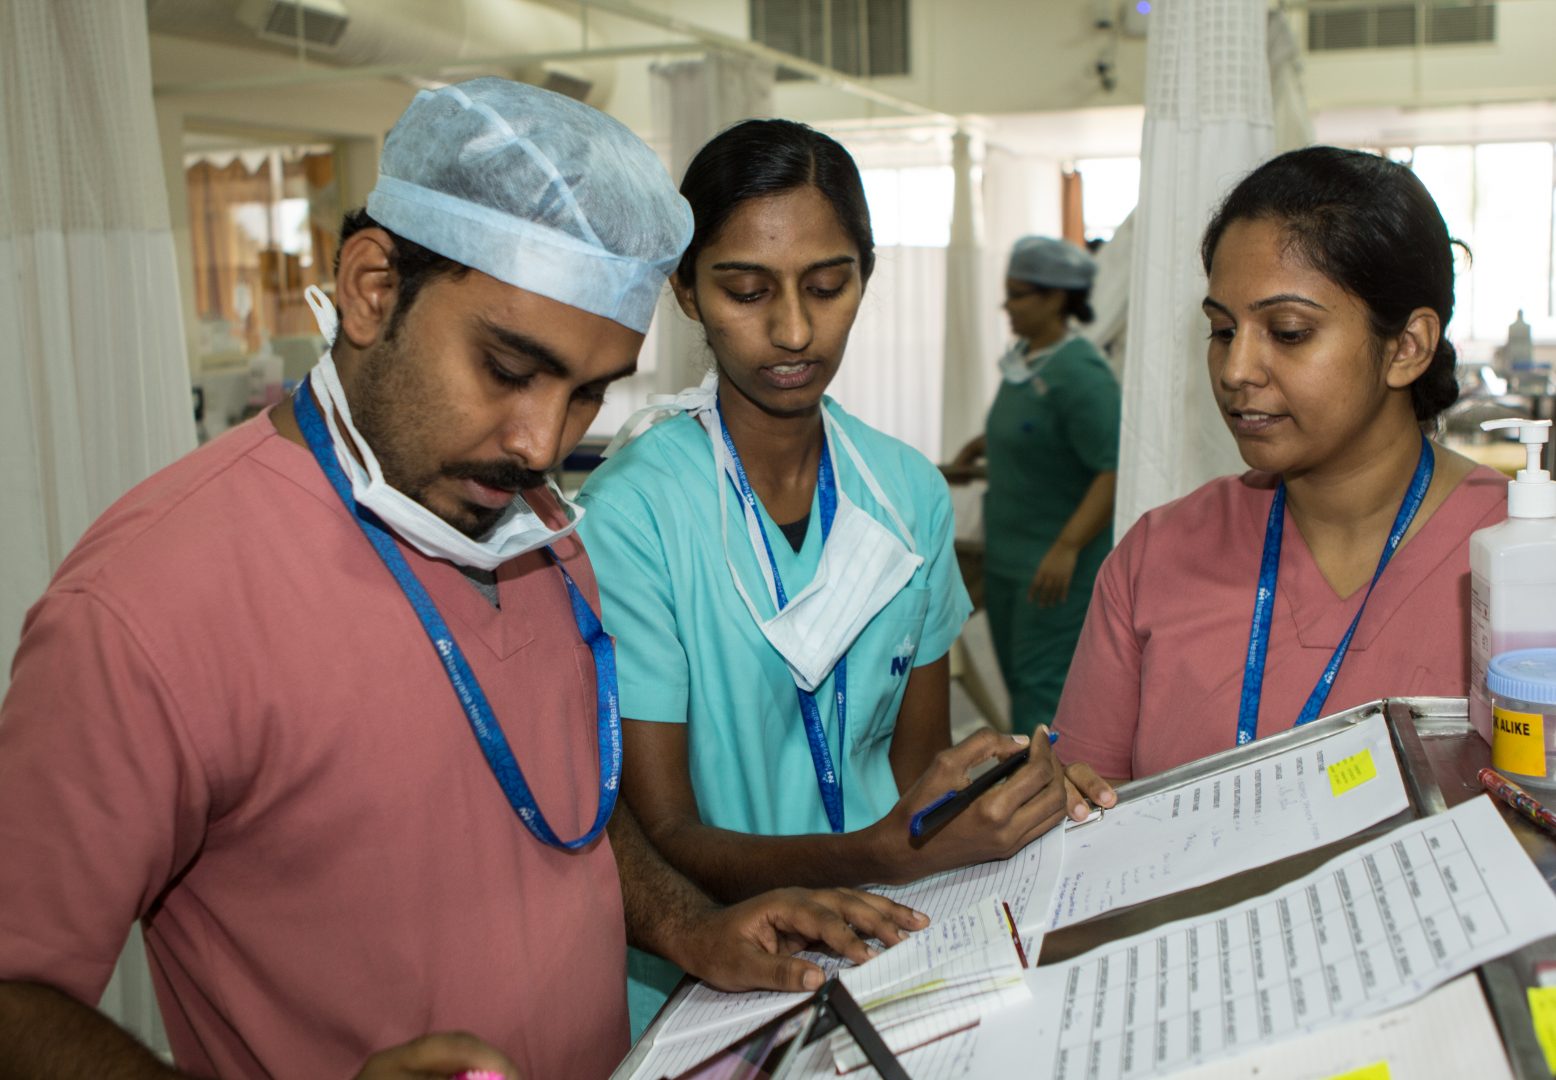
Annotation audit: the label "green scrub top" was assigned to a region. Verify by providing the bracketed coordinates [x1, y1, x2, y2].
[982, 335, 1121, 580]
[576, 398, 972, 1032]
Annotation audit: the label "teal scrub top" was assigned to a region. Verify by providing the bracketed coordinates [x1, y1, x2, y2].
[576, 398, 972, 838]
[983, 335, 1121, 580]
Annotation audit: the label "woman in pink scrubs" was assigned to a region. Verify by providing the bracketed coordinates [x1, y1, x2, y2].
[1054, 146, 1507, 781]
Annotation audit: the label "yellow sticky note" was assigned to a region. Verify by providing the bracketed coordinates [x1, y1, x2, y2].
[1493, 707, 1547, 777]
[1529, 987, 1556, 1074]
[1325, 1062, 1389, 1080]
[1328, 748, 1378, 797]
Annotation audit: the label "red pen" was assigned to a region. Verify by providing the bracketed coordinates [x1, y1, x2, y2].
[1479, 767, 1556, 839]
[1001, 900, 1029, 968]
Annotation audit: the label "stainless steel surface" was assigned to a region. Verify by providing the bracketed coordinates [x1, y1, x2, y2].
[1386, 698, 1448, 817]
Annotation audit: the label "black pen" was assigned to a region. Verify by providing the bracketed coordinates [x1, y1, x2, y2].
[908, 732, 1055, 839]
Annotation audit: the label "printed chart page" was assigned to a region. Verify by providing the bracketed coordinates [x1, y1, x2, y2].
[1020, 796, 1556, 1079]
[972, 973, 1512, 1080]
[1051, 713, 1408, 928]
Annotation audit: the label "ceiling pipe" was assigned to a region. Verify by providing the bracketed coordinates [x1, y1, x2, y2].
[154, 41, 702, 95]
[543, 0, 956, 124]
[157, 0, 957, 125]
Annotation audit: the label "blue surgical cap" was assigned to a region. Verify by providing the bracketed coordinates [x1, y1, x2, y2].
[366, 78, 693, 333]
[1007, 236, 1096, 290]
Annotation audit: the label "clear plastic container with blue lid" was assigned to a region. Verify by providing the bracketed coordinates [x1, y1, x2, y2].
[1488, 648, 1556, 791]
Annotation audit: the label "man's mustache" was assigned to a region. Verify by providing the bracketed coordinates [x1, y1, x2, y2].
[443, 461, 548, 491]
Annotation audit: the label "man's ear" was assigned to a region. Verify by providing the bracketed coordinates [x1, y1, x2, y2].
[334, 229, 398, 348]
[1383, 306, 1441, 391]
[670, 271, 702, 324]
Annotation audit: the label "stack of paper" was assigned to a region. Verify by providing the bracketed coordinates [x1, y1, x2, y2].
[1005, 796, 1556, 1078]
[828, 898, 1028, 1072]
[626, 897, 1034, 1079]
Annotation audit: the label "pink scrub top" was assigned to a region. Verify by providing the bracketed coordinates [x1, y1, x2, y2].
[0, 412, 629, 1079]
[1055, 465, 1508, 780]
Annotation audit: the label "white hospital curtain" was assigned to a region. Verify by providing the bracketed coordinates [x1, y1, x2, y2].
[648, 54, 774, 401]
[940, 129, 987, 461]
[1084, 212, 1133, 367]
[827, 245, 946, 459]
[1268, 9, 1315, 154]
[1, 0, 192, 1056]
[980, 144, 1064, 390]
[0, 0, 195, 676]
[825, 126, 956, 458]
[1114, 0, 1272, 537]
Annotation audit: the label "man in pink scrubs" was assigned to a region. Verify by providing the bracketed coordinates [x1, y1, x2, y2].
[0, 80, 919, 1080]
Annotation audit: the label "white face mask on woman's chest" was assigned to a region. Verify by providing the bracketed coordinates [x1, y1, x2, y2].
[699, 404, 924, 693]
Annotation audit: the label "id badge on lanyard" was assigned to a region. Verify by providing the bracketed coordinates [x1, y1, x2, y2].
[716, 404, 849, 833]
[293, 385, 622, 851]
[1235, 434, 1434, 745]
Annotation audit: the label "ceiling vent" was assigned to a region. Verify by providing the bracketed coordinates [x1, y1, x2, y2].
[1307, 2, 1495, 51]
[750, 0, 910, 80]
[235, 0, 350, 51]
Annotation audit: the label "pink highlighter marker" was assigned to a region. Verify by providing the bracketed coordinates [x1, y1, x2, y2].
[450, 1072, 506, 1080]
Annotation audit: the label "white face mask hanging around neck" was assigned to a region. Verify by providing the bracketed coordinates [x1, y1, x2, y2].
[998, 331, 1076, 385]
[300, 285, 584, 571]
[698, 403, 924, 693]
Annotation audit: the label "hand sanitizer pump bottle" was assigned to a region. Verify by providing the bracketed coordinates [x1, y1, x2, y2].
[1470, 418, 1556, 743]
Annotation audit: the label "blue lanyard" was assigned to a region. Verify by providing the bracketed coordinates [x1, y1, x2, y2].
[293, 385, 621, 850]
[1236, 434, 1434, 745]
[716, 404, 847, 833]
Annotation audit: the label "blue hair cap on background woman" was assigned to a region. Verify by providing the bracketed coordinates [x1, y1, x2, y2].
[1007, 236, 1097, 290]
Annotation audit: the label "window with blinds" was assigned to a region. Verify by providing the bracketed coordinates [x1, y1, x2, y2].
[749, 0, 910, 78]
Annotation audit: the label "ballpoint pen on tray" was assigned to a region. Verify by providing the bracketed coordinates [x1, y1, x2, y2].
[1479, 767, 1556, 839]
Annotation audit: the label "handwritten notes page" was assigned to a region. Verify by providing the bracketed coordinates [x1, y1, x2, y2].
[1050, 713, 1409, 928]
[871, 824, 1063, 959]
[1022, 796, 1556, 1079]
[627, 896, 1037, 1080]
[828, 898, 1029, 1072]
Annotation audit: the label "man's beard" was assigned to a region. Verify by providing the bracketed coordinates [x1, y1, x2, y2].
[350, 337, 547, 539]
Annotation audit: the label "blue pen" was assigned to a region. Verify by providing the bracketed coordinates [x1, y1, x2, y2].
[908, 731, 1057, 839]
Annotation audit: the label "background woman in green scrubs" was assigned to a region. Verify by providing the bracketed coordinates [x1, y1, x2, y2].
[949, 237, 1121, 735]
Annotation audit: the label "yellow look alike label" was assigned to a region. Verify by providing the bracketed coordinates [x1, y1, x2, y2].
[1328, 749, 1377, 797]
[1492, 706, 1546, 777]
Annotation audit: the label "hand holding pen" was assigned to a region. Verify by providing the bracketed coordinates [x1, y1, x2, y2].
[868, 727, 1115, 885]
[910, 729, 1062, 838]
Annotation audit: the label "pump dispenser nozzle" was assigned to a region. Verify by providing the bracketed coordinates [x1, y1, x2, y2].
[1483, 418, 1555, 518]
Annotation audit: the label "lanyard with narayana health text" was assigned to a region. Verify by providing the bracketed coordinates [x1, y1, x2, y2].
[716, 402, 848, 833]
[293, 385, 621, 850]
[1235, 433, 1434, 746]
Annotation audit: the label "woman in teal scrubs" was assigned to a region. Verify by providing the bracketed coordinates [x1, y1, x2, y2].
[950, 237, 1121, 736]
[577, 124, 1113, 1032]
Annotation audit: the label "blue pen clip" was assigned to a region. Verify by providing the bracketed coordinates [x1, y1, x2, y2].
[909, 791, 959, 839]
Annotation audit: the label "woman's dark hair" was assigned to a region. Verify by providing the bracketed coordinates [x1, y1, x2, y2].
[675, 118, 875, 287]
[1062, 288, 1095, 325]
[1200, 146, 1464, 423]
[334, 208, 469, 340]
